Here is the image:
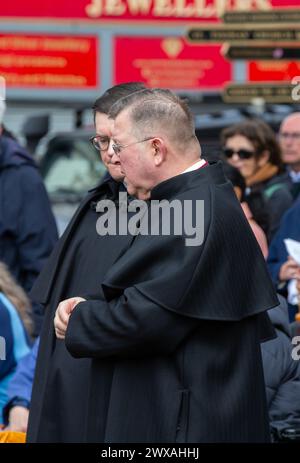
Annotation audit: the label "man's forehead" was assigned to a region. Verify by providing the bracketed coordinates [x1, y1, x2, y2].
[95, 113, 113, 132]
[281, 114, 300, 130]
[111, 109, 130, 138]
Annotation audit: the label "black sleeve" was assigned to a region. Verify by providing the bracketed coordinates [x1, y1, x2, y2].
[65, 287, 198, 359]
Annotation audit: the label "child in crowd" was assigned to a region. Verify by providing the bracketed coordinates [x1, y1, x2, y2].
[0, 262, 32, 424]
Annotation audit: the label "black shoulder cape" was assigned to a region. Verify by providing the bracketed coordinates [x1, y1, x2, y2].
[101, 162, 278, 322]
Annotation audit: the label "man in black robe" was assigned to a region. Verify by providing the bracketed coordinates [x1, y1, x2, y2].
[53, 89, 279, 442]
[26, 82, 146, 443]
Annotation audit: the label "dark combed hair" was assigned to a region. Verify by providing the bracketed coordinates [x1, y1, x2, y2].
[92, 82, 146, 118]
[221, 118, 284, 172]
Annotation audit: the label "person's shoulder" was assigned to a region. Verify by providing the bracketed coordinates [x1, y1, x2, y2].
[0, 136, 36, 168]
[199, 160, 227, 185]
[176, 162, 228, 198]
[264, 174, 293, 200]
[1, 141, 41, 188]
[280, 198, 300, 225]
[5, 166, 45, 203]
[0, 294, 12, 318]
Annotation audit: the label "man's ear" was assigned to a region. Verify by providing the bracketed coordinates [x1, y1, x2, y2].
[152, 138, 166, 166]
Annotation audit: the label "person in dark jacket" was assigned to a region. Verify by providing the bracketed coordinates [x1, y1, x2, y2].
[27, 82, 147, 443]
[49, 89, 278, 443]
[262, 295, 300, 439]
[0, 102, 58, 334]
[278, 113, 300, 201]
[267, 200, 300, 321]
[221, 119, 293, 242]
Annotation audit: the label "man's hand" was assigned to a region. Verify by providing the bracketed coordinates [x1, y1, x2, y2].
[5, 406, 29, 433]
[54, 297, 86, 339]
[279, 256, 300, 282]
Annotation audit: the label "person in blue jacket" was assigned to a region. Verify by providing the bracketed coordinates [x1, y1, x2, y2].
[0, 101, 58, 335]
[267, 200, 300, 321]
[0, 262, 32, 424]
[2, 339, 38, 432]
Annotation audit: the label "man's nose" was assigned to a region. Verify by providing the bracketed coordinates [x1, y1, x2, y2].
[111, 152, 120, 164]
[109, 144, 121, 164]
[282, 137, 293, 147]
[107, 139, 115, 157]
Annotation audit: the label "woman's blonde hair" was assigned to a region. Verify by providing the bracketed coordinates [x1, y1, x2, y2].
[0, 261, 33, 336]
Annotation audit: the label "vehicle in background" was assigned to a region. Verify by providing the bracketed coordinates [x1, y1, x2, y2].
[39, 129, 106, 235]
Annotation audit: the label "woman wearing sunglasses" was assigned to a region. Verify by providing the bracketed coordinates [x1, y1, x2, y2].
[221, 119, 293, 241]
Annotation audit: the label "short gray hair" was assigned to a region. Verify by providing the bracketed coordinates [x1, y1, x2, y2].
[0, 100, 6, 126]
[109, 88, 195, 147]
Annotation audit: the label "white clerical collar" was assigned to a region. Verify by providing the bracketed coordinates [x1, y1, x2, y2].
[181, 159, 207, 174]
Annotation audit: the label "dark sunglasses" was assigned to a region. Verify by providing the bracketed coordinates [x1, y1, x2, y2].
[223, 148, 255, 160]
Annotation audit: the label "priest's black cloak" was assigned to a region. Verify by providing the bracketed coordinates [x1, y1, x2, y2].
[26, 177, 135, 443]
[28, 162, 278, 443]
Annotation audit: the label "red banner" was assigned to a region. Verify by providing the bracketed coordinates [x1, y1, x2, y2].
[114, 37, 232, 89]
[248, 61, 300, 82]
[0, 0, 297, 22]
[0, 34, 98, 89]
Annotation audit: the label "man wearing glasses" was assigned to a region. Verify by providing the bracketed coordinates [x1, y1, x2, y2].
[54, 89, 279, 443]
[26, 82, 146, 443]
[279, 112, 300, 201]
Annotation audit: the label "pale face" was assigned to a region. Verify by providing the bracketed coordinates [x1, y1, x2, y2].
[111, 110, 155, 197]
[279, 114, 300, 170]
[224, 134, 265, 179]
[94, 112, 124, 181]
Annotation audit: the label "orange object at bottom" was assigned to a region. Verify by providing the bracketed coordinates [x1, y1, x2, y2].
[0, 431, 26, 443]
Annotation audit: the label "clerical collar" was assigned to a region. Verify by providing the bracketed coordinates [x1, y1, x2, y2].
[289, 169, 300, 183]
[181, 159, 207, 174]
[151, 161, 224, 201]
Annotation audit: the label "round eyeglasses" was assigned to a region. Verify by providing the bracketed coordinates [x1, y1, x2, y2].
[89, 135, 110, 152]
[112, 137, 154, 156]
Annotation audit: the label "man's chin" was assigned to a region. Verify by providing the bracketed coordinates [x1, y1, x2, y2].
[125, 181, 151, 199]
[108, 166, 124, 182]
[123, 178, 136, 195]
